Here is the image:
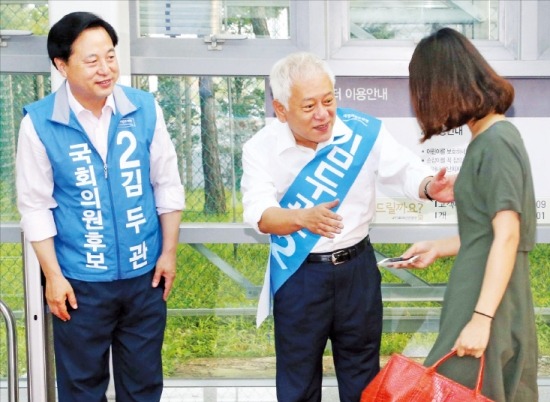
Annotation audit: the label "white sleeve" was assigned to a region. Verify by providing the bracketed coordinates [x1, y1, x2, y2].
[149, 102, 185, 215]
[241, 138, 280, 233]
[16, 114, 58, 241]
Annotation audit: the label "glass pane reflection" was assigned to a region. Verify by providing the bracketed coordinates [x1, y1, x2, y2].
[138, 0, 290, 39]
[0, 1, 49, 35]
[349, 0, 499, 41]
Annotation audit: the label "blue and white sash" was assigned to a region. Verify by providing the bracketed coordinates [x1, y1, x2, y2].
[256, 108, 381, 326]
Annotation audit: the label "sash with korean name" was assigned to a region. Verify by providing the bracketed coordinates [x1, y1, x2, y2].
[256, 108, 381, 326]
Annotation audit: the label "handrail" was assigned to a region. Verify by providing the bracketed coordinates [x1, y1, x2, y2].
[0, 298, 19, 402]
[2, 222, 550, 244]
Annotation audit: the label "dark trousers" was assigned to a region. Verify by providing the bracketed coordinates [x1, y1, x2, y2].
[51, 270, 166, 402]
[273, 241, 382, 402]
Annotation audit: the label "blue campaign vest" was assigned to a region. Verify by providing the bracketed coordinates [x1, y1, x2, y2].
[24, 84, 161, 281]
[269, 108, 381, 294]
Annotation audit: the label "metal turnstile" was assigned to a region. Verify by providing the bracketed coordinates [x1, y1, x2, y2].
[0, 298, 19, 402]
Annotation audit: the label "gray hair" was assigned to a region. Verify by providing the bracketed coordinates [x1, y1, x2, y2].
[269, 52, 335, 109]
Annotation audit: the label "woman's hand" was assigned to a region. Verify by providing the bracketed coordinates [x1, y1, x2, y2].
[390, 240, 439, 269]
[452, 314, 492, 358]
[389, 236, 460, 269]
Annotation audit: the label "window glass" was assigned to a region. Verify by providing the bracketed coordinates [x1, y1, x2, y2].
[349, 0, 499, 41]
[132, 75, 265, 219]
[0, 73, 51, 222]
[138, 0, 290, 39]
[0, 0, 48, 35]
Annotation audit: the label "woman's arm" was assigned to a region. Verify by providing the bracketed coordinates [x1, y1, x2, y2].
[393, 235, 460, 269]
[453, 210, 520, 357]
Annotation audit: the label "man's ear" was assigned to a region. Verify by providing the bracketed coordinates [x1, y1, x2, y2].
[272, 100, 287, 123]
[54, 58, 67, 77]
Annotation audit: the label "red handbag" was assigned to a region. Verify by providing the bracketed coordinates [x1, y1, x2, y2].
[361, 350, 494, 402]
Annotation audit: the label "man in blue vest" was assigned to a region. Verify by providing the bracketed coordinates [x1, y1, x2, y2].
[241, 52, 455, 402]
[16, 12, 185, 402]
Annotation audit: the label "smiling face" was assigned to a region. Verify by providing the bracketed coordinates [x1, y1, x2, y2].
[273, 72, 336, 149]
[54, 26, 119, 116]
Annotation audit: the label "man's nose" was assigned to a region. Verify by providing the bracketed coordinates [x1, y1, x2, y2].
[314, 105, 329, 119]
[97, 59, 109, 74]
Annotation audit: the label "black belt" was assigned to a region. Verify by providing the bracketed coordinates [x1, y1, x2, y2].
[306, 235, 370, 265]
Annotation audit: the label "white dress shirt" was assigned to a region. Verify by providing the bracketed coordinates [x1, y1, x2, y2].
[241, 115, 434, 253]
[16, 82, 185, 242]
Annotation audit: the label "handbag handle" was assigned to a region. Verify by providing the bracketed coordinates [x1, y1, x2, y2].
[427, 350, 485, 395]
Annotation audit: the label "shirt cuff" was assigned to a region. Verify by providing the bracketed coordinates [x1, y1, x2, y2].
[243, 200, 280, 233]
[20, 210, 57, 242]
[154, 185, 186, 215]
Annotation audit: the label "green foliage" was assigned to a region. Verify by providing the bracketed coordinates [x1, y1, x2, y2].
[529, 243, 550, 307]
[0, 323, 28, 377]
[537, 314, 550, 355]
[181, 189, 244, 222]
[0, 244, 24, 310]
[163, 316, 275, 376]
[0, 182, 20, 222]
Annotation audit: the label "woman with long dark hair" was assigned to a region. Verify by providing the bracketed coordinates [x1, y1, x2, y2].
[401, 28, 539, 401]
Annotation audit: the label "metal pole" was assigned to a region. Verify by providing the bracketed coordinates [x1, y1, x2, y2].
[226, 77, 238, 223]
[22, 235, 52, 401]
[0, 298, 19, 402]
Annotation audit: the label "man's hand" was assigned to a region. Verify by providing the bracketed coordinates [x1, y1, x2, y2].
[426, 167, 456, 203]
[45, 274, 77, 321]
[31, 238, 77, 321]
[297, 199, 343, 238]
[258, 199, 343, 237]
[155, 210, 182, 301]
[152, 252, 177, 301]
